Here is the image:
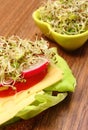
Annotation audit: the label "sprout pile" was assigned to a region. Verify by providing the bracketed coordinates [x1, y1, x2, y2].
[39, 0, 88, 35]
[0, 36, 54, 86]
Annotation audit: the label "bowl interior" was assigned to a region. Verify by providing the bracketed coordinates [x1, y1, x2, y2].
[33, 9, 88, 50]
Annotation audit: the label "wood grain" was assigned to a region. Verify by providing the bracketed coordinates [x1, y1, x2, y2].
[0, 0, 88, 130]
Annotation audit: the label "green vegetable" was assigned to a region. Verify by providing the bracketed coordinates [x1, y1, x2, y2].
[38, 0, 88, 35]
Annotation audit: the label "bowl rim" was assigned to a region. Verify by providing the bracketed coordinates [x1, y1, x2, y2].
[33, 9, 88, 38]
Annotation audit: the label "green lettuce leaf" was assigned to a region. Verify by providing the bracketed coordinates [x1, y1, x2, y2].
[45, 47, 76, 92]
[16, 91, 67, 119]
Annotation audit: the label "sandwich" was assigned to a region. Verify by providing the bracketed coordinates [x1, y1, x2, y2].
[0, 36, 76, 125]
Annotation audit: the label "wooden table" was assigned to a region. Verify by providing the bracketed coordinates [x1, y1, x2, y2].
[0, 0, 88, 130]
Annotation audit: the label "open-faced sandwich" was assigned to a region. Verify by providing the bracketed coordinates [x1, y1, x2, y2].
[0, 36, 76, 125]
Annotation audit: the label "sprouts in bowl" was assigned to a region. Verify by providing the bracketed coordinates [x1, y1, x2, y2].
[33, 0, 88, 50]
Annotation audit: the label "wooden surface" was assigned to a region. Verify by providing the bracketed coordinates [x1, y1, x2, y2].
[0, 0, 88, 130]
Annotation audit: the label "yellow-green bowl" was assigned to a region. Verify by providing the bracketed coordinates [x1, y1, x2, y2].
[32, 9, 88, 51]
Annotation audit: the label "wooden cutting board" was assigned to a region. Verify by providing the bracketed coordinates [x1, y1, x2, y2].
[0, 0, 88, 130]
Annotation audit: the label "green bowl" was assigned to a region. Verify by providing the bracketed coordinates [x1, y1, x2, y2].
[32, 9, 88, 51]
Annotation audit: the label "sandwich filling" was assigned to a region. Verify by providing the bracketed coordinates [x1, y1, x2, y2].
[0, 36, 57, 97]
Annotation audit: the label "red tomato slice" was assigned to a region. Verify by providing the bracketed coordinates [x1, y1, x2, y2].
[0, 58, 49, 97]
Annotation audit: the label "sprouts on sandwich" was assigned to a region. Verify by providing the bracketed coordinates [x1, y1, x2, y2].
[39, 0, 88, 35]
[0, 36, 55, 87]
